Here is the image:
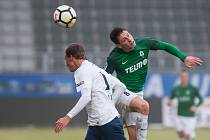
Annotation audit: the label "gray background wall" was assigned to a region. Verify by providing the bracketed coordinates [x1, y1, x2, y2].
[0, 97, 161, 127]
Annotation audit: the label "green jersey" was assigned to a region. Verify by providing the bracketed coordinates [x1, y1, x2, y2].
[106, 37, 186, 93]
[170, 84, 203, 117]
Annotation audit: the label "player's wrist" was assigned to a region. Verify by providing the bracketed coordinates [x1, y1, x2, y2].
[66, 113, 73, 120]
[66, 115, 71, 119]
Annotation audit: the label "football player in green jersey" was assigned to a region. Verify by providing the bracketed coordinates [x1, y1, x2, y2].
[105, 27, 203, 140]
[168, 70, 203, 140]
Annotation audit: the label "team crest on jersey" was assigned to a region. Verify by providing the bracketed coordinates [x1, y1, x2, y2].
[76, 81, 84, 87]
[139, 51, 144, 57]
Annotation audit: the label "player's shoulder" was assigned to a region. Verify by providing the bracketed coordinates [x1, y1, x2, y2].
[107, 47, 122, 61]
[135, 37, 160, 49]
[188, 84, 198, 90]
[75, 60, 95, 75]
[76, 60, 107, 80]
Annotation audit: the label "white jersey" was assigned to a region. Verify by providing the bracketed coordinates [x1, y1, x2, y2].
[67, 60, 126, 126]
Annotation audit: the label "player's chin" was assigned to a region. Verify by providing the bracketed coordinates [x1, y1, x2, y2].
[70, 69, 75, 72]
[127, 46, 134, 51]
[69, 68, 75, 72]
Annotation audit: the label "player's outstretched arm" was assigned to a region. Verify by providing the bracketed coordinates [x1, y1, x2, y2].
[184, 56, 203, 68]
[151, 40, 203, 68]
[54, 115, 71, 133]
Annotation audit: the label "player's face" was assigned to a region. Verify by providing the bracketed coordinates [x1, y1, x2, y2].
[180, 72, 189, 86]
[117, 31, 136, 52]
[65, 55, 78, 72]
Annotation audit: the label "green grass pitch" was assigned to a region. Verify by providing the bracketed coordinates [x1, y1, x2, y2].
[0, 127, 209, 140]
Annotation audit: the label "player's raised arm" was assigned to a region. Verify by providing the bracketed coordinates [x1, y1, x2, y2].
[148, 39, 203, 68]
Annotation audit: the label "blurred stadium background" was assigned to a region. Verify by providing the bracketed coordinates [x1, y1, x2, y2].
[0, 0, 209, 139]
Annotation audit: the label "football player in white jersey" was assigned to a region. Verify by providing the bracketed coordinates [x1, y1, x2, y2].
[54, 43, 126, 140]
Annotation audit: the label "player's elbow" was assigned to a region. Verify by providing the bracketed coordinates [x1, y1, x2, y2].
[82, 93, 91, 104]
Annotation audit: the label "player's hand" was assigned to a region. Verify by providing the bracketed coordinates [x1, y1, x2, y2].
[54, 115, 71, 133]
[190, 105, 197, 112]
[184, 56, 203, 68]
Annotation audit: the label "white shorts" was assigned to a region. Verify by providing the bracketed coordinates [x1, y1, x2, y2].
[115, 90, 143, 126]
[115, 89, 138, 106]
[176, 116, 196, 138]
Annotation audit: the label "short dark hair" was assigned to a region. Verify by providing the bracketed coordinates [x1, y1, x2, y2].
[65, 43, 86, 59]
[110, 27, 126, 44]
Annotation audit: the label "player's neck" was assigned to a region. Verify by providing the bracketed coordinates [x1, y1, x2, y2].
[181, 82, 188, 87]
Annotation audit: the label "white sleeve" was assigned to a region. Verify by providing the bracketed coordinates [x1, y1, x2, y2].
[110, 75, 126, 103]
[67, 68, 92, 118]
[67, 87, 91, 118]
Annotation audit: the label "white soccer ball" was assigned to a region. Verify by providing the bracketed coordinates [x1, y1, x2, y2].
[53, 5, 77, 28]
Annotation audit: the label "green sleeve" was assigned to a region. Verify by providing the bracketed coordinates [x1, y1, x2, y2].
[105, 57, 115, 74]
[146, 38, 187, 62]
[194, 87, 204, 106]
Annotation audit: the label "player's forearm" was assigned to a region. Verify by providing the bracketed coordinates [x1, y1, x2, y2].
[158, 41, 186, 62]
[67, 89, 91, 118]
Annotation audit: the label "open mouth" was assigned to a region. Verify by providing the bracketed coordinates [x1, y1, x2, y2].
[130, 41, 135, 46]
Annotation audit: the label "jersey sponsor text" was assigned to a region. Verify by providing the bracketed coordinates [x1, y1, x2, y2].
[125, 59, 148, 73]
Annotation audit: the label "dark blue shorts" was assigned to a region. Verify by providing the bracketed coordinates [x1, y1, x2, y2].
[85, 117, 126, 140]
